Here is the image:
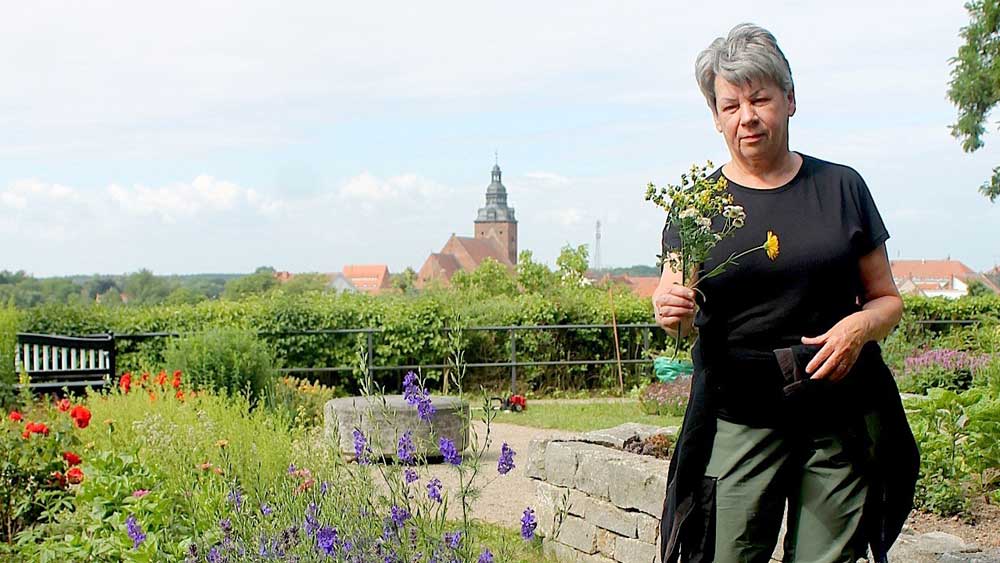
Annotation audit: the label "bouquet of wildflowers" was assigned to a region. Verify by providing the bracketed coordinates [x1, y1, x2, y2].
[646, 161, 779, 357]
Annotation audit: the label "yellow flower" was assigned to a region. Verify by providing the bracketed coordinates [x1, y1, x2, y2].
[216, 439, 229, 448]
[765, 231, 780, 261]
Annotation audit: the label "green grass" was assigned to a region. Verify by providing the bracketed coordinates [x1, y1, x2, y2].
[471, 521, 558, 562]
[494, 399, 682, 432]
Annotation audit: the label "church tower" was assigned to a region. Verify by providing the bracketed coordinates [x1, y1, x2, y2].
[474, 159, 518, 264]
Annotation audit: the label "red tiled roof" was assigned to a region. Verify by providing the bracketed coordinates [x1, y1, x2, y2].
[343, 264, 391, 294]
[890, 259, 975, 280]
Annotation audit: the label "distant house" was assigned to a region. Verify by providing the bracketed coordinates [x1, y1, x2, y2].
[274, 271, 294, 283]
[890, 259, 999, 298]
[343, 264, 391, 294]
[587, 271, 680, 300]
[417, 162, 517, 287]
[326, 273, 358, 293]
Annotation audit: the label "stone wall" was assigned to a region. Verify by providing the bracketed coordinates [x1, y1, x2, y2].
[526, 423, 675, 563]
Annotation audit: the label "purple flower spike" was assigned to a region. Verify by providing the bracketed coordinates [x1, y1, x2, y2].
[438, 437, 461, 465]
[497, 442, 516, 475]
[444, 531, 462, 549]
[126, 514, 146, 549]
[316, 526, 339, 555]
[427, 478, 443, 503]
[520, 507, 537, 540]
[353, 428, 370, 464]
[397, 431, 416, 464]
[390, 505, 411, 528]
[404, 468, 419, 484]
[478, 549, 495, 563]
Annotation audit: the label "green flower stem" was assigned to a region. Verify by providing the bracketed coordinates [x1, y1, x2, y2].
[690, 242, 768, 289]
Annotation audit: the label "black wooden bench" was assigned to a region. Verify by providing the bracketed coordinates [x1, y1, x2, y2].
[14, 333, 116, 391]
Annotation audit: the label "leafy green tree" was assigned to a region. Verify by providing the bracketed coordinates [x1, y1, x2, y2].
[123, 269, 174, 305]
[452, 258, 519, 297]
[280, 273, 330, 296]
[965, 278, 995, 297]
[392, 267, 419, 294]
[516, 250, 557, 294]
[165, 286, 208, 305]
[949, 0, 1000, 201]
[223, 268, 279, 300]
[556, 244, 590, 286]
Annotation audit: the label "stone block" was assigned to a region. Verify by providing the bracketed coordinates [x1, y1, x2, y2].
[574, 444, 616, 500]
[607, 457, 669, 516]
[559, 515, 599, 554]
[580, 552, 617, 563]
[585, 497, 637, 538]
[565, 489, 591, 518]
[614, 538, 657, 563]
[636, 512, 659, 544]
[595, 528, 618, 559]
[545, 441, 579, 487]
[526, 438, 551, 480]
[324, 395, 469, 461]
[543, 539, 581, 562]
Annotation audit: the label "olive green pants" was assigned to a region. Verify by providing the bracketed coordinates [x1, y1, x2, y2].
[705, 417, 869, 563]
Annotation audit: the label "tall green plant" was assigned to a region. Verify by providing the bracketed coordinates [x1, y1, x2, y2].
[163, 328, 278, 402]
[0, 301, 20, 407]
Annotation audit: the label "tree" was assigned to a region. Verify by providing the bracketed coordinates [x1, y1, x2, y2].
[965, 278, 995, 297]
[165, 286, 208, 305]
[516, 250, 557, 294]
[280, 273, 330, 296]
[223, 269, 279, 300]
[949, 0, 1000, 201]
[451, 258, 519, 297]
[392, 267, 419, 294]
[123, 269, 174, 305]
[556, 244, 590, 286]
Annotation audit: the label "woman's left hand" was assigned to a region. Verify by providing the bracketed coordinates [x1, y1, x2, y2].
[800, 313, 871, 382]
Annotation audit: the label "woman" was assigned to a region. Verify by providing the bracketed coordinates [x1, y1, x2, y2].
[653, 24, 919, 563]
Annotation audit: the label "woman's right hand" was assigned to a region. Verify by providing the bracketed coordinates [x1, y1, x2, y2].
[652, 283, 696, 335]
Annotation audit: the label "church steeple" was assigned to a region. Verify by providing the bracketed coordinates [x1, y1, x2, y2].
[475, 157, 518, 264]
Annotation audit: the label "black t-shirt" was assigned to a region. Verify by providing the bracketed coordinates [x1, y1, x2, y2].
[662, 153, 889, 354]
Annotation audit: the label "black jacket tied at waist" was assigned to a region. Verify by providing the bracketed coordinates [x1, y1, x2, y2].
[658, 340, 919, 563]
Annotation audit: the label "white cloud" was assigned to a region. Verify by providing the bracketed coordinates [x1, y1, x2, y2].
[105, 176, 280, 223]
[338, 172, 450, 205]
[523, 171, 571, 187]
[552, 207, 584, 227]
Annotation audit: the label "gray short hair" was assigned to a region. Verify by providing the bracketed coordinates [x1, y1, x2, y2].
[695, 23, 794, 113]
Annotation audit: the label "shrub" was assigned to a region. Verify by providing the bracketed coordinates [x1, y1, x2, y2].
[163, 328, 277, 401]
[896, 349, 992, 394]
[638, 379, 691, 416]
[0, 303, 19, 407]
[269, 375, 342, 428]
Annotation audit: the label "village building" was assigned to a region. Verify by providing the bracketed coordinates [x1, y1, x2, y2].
[417, 162, 517, 287]
[342, 264, 391, 294]
[890, 258, 999, 298]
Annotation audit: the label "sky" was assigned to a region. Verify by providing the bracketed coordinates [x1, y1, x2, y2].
[2, 1, 1000, 277]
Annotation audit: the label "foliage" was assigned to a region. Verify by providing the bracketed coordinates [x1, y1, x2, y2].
[122, 269, 174, 306]
[495, 400, 682, 432]
[162, 328, 278, 401]
[896, 349, 992, 394]
[638, 379, 692, 416]
[555, 244, 590, 286]
[967, 279, 994, 298]
[2, 400, 89, 544]
[278, 273, 333, 297]
[269, 376, 342, 428]
[0, 302, 19, 407]
[223, 267, 280, 300]
[948, 0, 1000, 201]
[392, 267, 419, 295]
[515, 250, 558, 294]
[452, 258, 519, 298]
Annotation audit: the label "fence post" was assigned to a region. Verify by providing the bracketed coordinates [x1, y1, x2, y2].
[366, 330, 374, 380]
[509, 328, 517, 396]
[108, 332, 117, 385]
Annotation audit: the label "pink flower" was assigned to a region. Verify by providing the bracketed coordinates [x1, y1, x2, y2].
[132, 489, 150, 498]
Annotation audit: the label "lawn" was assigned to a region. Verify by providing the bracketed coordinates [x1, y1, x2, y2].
[494, 399, 683, 432]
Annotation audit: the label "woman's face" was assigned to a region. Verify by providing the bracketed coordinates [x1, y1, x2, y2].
[712, 76, 795, 165]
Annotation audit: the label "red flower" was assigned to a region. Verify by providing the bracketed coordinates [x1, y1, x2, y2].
[51, 471, 67, 487]
[56, 398, 71, 412]
[509, 394, 527, 410]
[66, 467, 84, 484]
[119, 372, 132, 394]
[22, 421, 50, 438]
[140, 372, 150, 386]
[148, 391, 157, 402]
[171, 370, 182, 390]
[155, 370, 167, 386]
[70, 405, 91, 429]
[63, 451, 82, 466]
[175, 390, 185, 401]
[8, 411, 22, 422]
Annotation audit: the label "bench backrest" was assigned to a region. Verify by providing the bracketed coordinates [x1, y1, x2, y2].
[14, 333, 116, 390]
